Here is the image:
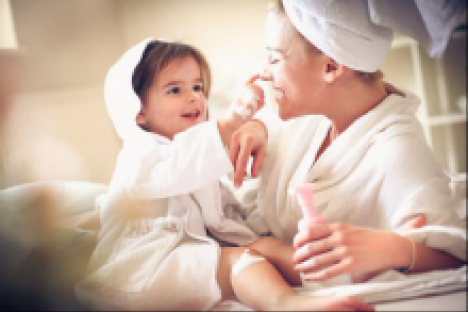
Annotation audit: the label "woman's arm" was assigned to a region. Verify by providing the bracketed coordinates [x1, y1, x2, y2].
[292, 216, 465, 283]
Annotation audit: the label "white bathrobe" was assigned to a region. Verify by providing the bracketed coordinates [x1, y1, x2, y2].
[235, 84, 466, 302]
[75, 38, 258, 311]
[252, 86, 466, 259]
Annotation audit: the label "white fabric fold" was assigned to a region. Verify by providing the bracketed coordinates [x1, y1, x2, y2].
[368, 0, 466, 58]
[299, 266, 467, 304]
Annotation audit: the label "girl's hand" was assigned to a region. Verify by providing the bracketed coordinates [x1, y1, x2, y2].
[226, 74, 265, 127]
[229, 119, 268, 187]
[292, 217, 425, 283]
[218, 75, 266, 149]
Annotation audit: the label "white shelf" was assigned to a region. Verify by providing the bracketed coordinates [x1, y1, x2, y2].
[391, 36, 417, 49]
[383, 30, 466, 174]
[428, 113, 467, 126]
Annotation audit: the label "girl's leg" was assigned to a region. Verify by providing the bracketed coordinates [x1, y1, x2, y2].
[247, 236, 302, 286]
[216, 246, 374, 311]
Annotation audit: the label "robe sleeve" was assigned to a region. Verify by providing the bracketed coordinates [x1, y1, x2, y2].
[378, 133, 466, 261]
[113, 120, 234, 199]
[219, 175, 270, 236]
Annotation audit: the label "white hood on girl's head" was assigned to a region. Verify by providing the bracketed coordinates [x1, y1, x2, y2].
[104, 38, 155, 142]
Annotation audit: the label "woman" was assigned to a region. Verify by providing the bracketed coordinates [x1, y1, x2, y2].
[228, 0, 466, 285]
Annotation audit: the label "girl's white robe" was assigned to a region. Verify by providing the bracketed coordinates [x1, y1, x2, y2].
[76, 121, 258, 311]
[75, 38, 258, 311]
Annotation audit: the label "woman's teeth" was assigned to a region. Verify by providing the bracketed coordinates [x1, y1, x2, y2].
[274, 89, 285, 102]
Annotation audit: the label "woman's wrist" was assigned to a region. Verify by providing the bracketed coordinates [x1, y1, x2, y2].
[392, 233, 417, 273]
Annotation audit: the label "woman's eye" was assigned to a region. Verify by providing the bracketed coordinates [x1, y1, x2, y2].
[193, 84, 203, 92]
[269, 58, 280, 65]
[268, 53, 281, 65]
[168, 87, 181, 94]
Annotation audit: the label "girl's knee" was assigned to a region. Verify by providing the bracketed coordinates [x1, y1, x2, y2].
[248, 236, 286, 255]
[231, 248, 266, 276]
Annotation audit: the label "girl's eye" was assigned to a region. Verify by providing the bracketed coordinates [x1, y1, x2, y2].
[168, 87, 181, 94]
[193, 84, 203, 92]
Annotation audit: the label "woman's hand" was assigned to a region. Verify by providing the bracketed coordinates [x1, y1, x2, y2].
[229, 119, 268, 187]
[292, 215, 426, 283]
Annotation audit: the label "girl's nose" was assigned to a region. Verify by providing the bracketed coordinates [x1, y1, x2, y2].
[189, 89, 202, 102]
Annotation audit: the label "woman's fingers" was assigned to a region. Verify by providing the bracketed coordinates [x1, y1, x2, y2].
[294, 247, 343, 273]
[293, 222, 331, 249]
[293, 226, 334, 263]
[404, 214, 426, 230]
[343, 297, 375, 312]
[300, 258, 349, 282]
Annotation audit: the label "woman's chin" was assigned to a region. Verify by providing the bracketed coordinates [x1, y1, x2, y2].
[279, 108, 298, 121]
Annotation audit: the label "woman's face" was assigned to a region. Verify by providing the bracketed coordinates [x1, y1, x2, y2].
[264, 12, 329, 120]
[136, 55, 208, 140]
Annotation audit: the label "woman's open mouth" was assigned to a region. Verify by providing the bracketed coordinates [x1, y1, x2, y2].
[274, 88, 285, 103]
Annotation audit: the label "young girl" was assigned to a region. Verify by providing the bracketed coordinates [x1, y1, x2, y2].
[75, 38, 374, 312]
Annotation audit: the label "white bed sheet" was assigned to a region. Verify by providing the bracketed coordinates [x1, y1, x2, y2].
[210, 266, 467, 311]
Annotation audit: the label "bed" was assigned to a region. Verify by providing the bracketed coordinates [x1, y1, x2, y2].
[0, 180, 466, 311]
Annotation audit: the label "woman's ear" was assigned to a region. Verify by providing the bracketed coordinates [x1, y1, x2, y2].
[323, 58, 347, 83]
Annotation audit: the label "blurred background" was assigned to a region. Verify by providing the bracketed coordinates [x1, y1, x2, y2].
[0, 0, 466, 190]
[0, 1, 465, 310]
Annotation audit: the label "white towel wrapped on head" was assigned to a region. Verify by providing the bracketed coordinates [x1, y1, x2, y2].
[281, 0, 466, 72]
[282, 0, 394, 73]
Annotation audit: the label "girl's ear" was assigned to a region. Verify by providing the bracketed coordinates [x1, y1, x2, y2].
[323, 57, 347, 83]
[136, 109, 147, 127]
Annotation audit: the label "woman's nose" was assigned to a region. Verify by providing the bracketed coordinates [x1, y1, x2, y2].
[259, 62, 273, 81]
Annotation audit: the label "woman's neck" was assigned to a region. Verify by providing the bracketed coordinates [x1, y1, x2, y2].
[329, 79, 388, 136]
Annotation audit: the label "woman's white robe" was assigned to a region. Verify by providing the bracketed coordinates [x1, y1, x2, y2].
[249, 85, 465, 261]
[231, 85, 467, 302]
[75, 38, 258, 311]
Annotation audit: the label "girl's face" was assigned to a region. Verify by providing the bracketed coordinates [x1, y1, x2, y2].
[136, 56, 208, 140]
[264, 12, 329, 120]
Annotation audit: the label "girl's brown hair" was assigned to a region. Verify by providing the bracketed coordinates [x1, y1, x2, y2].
[132, 40, 211, 99]
[268, 0, 383, 82]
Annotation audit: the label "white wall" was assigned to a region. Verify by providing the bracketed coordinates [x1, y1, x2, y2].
[116, 0, 271, 116]
[1, 0, 271, 188]
[0, 0, 17, 48]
